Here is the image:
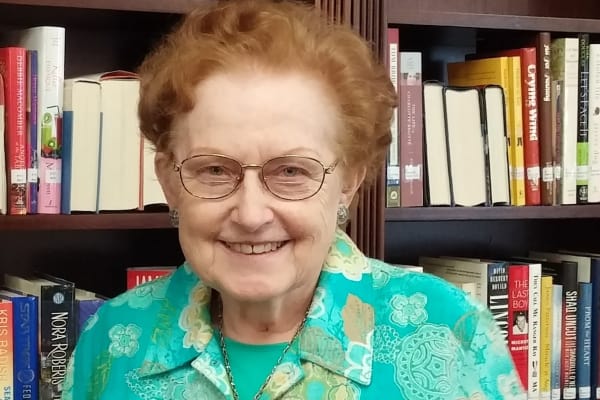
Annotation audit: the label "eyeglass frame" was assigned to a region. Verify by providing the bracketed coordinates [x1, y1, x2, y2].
[172, 154, 339, 201]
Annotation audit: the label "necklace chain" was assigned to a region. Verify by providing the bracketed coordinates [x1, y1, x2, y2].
[216, 303, 310, 400]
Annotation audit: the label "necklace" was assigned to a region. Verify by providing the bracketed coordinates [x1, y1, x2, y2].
[216, 303, 310, 400]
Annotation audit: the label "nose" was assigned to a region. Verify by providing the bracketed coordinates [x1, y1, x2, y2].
[230, 169, 274, 232]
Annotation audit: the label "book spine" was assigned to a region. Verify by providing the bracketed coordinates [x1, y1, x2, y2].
[591, 259, 600, 399]
[538, 32, 555, 205]
[577, 282, 593, 399]
[551, 284, 563, 400]
[520, 48, 542, 205]
[26, 27, 65, 214]
[60, 109, 73, 215]
[386, 27, 400, 207]
[587, 44, 600, 203]
[27, 50, 38, 214]
[552, 38, 579, 205]
[508, 56, 526, 206]
[488, 262, 509, 343]
[11, 296, 39, 400]
[0, 301, 14, 400]
[399, 51, 424, 207]
[560, 261, 578, 400]
[0, 47, 28, 215]
[39, 285, 74, 400]
[540, 276, 553, 400]
[528, 264, 541, 398]
[576, 33, 590, 204]
[508, 264, 529, 390]
[126, 268, 175, 290]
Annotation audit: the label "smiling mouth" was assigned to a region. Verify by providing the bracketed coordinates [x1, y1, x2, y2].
[222, 241, 289, 255]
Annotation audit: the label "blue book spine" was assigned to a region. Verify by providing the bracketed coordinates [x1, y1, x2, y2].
[76, 298, 105, 340]
[578, 282, 593, 400]
[12, 296, 39, 400]
[60, 110, 73, 214]
[589, 259, 600, 400]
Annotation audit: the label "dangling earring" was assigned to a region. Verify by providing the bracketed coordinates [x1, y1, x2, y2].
[337, 204, 349, 226]
[169, 209, 179, 228]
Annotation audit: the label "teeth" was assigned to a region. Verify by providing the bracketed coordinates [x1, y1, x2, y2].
[226, 241, 284, 254]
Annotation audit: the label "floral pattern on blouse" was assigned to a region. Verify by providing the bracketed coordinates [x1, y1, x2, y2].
[62, 228, 526, 400]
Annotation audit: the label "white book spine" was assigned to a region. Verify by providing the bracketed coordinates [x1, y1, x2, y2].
[587, 44, 600, 203]
[528, 264, 542, 399]
[558, 38, 580, 205]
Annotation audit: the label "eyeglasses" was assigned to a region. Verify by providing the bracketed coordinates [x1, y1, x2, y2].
[173, 154, 338, 200]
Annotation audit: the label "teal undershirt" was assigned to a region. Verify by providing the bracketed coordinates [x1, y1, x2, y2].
[224, 337, 288, 400]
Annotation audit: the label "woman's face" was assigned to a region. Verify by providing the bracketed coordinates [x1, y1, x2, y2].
[158, 69, 362, 303]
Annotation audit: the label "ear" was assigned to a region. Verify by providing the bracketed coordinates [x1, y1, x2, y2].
[340, 166, 366, 207]
[155, 151, 181, 208]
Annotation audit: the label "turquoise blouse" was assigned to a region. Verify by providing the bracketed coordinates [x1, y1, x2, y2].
[62, 229, 526, 399]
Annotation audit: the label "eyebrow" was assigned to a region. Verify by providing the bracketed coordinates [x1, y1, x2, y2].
[185, 147, 322, 159]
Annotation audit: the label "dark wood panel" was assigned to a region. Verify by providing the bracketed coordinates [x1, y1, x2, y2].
[388, 0, 600, 20]
[0, 0, 212, 13]
[386, 205, 600, 221]
[385, 219, 600, 265]
[0, 212, 172, 230]
[387, 9, 600, 33]
[0, 229, 183, 297]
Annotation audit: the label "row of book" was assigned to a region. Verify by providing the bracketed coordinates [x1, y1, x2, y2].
[421, 250, 600, 400]
[0, 25, 167, 216]
[386, 28, 600, 208]
[0, 265, 175, 400]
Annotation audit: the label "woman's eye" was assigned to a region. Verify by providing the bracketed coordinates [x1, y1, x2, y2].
[282, 167, 299, 176]
[208, 166, 224, 175]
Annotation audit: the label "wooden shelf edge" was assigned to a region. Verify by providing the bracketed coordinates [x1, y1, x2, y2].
[0, 0, 216, 13]
[0, 212, 174, 230]
[387, 8, 600, 33]
[385, 204, 600, 221]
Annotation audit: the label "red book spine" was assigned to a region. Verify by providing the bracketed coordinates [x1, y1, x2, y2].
[126, 267, 175, 290]
[508, 263, 530, 391]
[0, 47, 28, 215]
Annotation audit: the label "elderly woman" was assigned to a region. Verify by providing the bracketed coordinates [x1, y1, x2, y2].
[62, 0, 525, 399]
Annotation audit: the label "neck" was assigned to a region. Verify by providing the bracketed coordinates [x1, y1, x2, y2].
[215, 287, 314, 345]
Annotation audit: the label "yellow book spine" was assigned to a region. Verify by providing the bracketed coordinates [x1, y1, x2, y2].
[0, 300, 13, 400]
[508, 56, 526, 205]
[539, 276, 553, 398]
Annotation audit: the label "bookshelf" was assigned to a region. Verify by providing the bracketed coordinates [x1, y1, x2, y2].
[384, 0, 600, 267]
[0, 0, 599, 294]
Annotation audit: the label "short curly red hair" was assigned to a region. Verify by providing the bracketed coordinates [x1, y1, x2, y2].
[138, 0, 396, 183]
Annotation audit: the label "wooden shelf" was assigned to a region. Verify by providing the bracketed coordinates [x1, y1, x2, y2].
[387, 8, 600, 33]
[0, 212, 173, 230]
[385, 204, 600, 221]
[0, 0, 214, 13]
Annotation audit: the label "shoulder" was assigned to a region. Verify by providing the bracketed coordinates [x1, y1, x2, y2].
[368, 257, 488, 340]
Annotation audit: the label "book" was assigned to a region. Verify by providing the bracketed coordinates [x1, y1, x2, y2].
[398, 51, 423, 207]
[537, 32, 555, 205]
[447, 55, 526, 206]
[9, 26, 66, 214]
[386, 27, 400, 207]
[0, 297, 14, 400]
[576, 33, 590, 204]
[0, 288, 38, 400]
[3, 273, 75, 400]
[551, 37, 580, 205]
[443, 86, 488, 206]
[0, 73, 6, 215]
[126, 266, 176, 290]
[61, 76, 101, 214]
[0, 46, 28, 215]
[422, 81, 451, 206]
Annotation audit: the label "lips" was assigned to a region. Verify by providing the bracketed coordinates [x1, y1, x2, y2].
[223, 241, 288, 255]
